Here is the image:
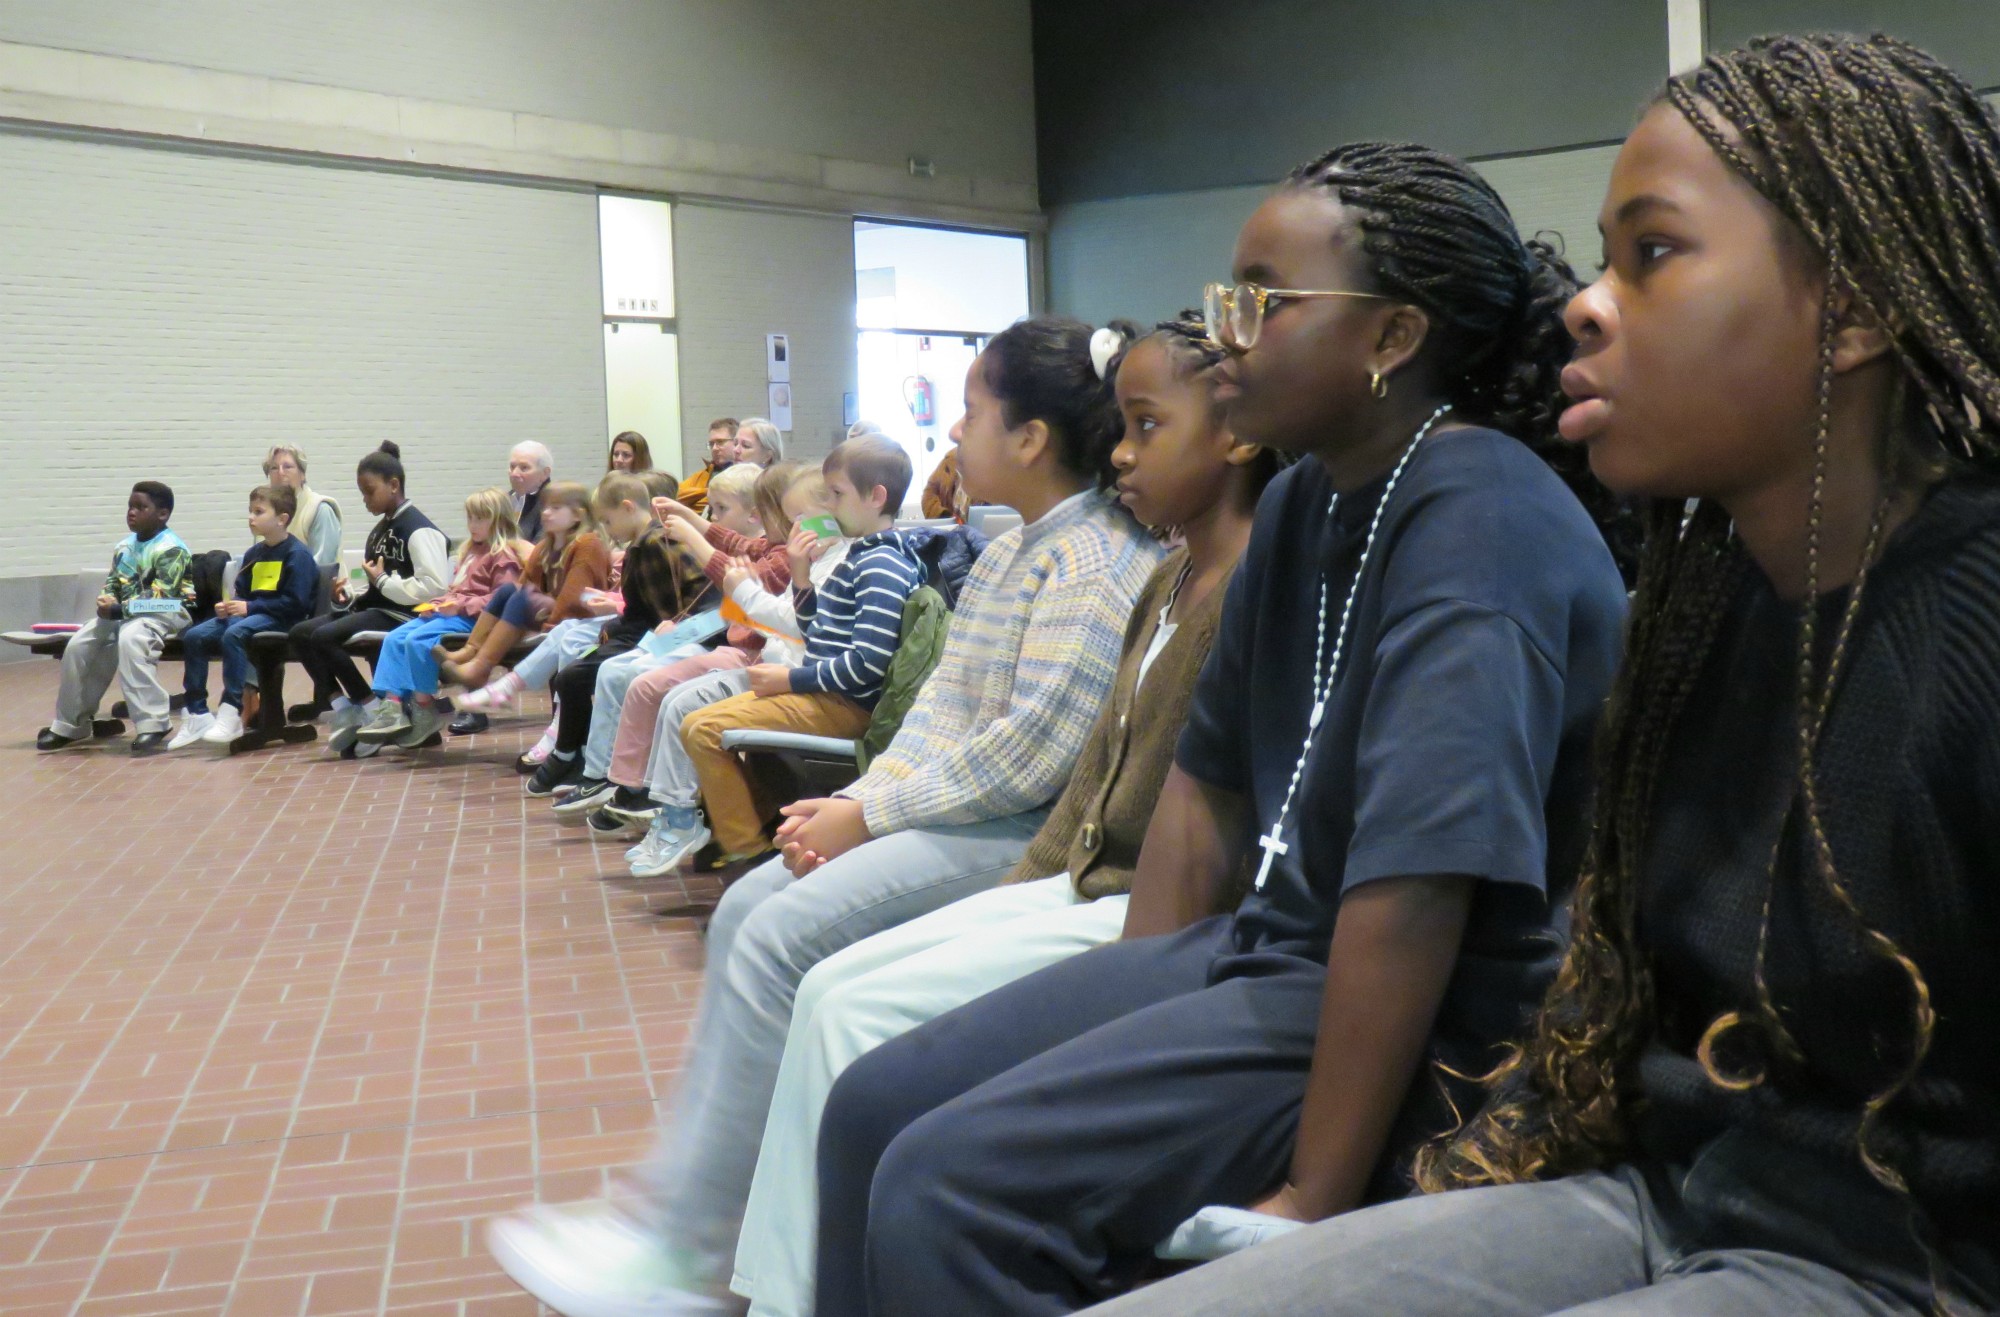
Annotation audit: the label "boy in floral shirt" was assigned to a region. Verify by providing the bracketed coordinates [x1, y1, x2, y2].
[39, 481, 198, 756]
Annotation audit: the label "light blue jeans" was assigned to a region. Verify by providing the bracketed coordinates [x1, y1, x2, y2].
[511, 615, 603, 688]
[632, 809, 1049, 1288]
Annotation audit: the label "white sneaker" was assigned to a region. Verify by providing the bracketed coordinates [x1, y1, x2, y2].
[200, 705, 245, 744]
[630, 815, 711, 879]
[167, 712, 215, 751]
[485, 1201, 728, 1317]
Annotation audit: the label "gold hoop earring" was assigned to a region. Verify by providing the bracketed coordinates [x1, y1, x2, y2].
[1369, 370, 1389, 400]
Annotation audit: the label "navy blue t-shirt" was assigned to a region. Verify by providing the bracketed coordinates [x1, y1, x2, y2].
[1177, 426, 1626, 1042]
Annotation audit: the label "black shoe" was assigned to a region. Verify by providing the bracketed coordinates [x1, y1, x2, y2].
[525, 755, 583, 797]
[130, 731, 168, 756]
[692, 841, 777, 874]
[449, 711, 489, 736]
[602, 785, 662, 825]
[37, 727, 86, 752]
[287, 699, 331, 723]
[552, 777, 615, 821]
[586, 806, 639, 835]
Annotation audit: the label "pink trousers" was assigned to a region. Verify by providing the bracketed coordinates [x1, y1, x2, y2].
[606, 647, 753, 786]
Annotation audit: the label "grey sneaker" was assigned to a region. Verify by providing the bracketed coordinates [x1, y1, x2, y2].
[326, 703, 369, 754]
[393, 699, 450, 748]
[355, 699, 412, 743]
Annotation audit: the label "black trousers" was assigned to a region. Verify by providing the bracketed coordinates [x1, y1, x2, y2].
[289, 608, 403, 705]
[813, 917, 1334, 1317]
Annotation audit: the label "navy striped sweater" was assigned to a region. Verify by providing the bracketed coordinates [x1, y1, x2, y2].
[789, 530, 924, 708]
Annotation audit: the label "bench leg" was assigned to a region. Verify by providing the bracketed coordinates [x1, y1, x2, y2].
[229, 644, 317, 754]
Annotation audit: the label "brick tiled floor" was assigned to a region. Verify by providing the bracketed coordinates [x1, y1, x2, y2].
[0, 659, 724, 1315]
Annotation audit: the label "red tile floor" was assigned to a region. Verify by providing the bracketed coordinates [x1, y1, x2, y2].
[0, 658, 726, 1315]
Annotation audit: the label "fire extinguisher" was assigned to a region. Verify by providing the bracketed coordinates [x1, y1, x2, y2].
[904, 375, 936, 427]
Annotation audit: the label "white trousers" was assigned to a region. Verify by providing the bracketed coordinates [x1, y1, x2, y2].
[729, 874, 1130, 1316]
[644, 666, 751, 807]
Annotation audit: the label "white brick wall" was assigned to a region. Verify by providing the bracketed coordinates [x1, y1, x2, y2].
[672, 203, 857, 472]
[0, 131, 607, 576]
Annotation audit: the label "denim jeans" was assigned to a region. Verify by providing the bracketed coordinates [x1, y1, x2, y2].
[181, 612, 288, 711]
[630, 810, 1048, 1290]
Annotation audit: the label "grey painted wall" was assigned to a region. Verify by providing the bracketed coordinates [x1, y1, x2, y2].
[1031, 0, 1663, 205]
[0, 0, 1038, 186]
[1047, 144, 1622, 329]
[1708, 1, 2000, 86]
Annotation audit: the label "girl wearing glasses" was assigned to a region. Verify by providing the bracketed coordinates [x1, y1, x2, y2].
[811, 141, 1630, 1316]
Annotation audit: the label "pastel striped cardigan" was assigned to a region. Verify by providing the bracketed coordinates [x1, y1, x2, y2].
[843, 489, 1165, 837]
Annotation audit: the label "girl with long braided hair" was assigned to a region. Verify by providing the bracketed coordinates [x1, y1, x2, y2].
[807, 140, 1629, 1316]
[1090, 31, 2000, 1317]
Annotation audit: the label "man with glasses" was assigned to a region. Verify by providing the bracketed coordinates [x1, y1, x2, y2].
[677, 417, 739, 514]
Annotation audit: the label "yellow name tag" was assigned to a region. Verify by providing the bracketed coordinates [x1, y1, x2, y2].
[249, 561, 284, 593]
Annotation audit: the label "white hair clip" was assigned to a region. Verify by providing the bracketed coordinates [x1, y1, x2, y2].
[1089, 326, 1125, 381]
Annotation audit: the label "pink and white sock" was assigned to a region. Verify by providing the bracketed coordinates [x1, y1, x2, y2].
[523, 718, 557, 765]
[460, 670, 524, 711]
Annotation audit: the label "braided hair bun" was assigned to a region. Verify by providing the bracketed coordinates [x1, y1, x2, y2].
[1287, 143, 1635, 575]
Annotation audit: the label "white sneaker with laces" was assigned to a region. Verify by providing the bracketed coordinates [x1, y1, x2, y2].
[626, 813, 674, 867]
[630, 815, 711, 879]
[201, 705, 245, 744]
[166, 712, 215, 751]
[485, 1200, 728, 1317]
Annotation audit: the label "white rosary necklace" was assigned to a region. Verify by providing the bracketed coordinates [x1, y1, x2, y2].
[1253, 403, 1451, 893]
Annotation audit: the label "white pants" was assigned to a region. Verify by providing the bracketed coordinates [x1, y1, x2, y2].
[509, 615, 603, 688]
[730, 874, 1129, 1316]
[52, 612, 187, 736]
[644, 666, 752, 807]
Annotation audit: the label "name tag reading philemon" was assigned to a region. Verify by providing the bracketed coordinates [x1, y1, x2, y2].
[250, 561, 284, 593]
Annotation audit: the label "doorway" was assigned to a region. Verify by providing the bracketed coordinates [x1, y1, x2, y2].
[853, 221, 1029, 511]
[600, 195, 683, 474]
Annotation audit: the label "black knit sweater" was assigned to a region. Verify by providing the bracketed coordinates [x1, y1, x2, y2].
[1636, 477, 2000, 1245]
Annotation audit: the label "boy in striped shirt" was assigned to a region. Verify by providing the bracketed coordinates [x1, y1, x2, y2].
[675, 434, 924, 866]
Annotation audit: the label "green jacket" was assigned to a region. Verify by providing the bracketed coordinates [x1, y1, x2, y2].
[856, 585, 949, 773]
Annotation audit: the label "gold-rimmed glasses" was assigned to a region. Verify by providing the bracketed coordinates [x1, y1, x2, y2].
[1202, 281, 1388, 350]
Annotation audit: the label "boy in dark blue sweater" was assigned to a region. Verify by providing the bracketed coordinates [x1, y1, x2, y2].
[170, 484, 320, 749]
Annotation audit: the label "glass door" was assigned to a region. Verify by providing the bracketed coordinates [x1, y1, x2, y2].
[853, 221, 1029, 512]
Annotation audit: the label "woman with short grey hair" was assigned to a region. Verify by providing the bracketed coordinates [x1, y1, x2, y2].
[261, 443, 342, 568]
[732, 418, 785, 467]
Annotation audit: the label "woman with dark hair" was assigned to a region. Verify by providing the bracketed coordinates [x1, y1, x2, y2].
[488, 315, 1165, 1317]
[810, 140, 1630, 1317]
[607, 429, 653, 473]
[1089, 33, 2000, 1317]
